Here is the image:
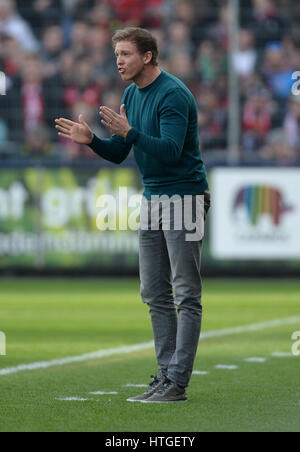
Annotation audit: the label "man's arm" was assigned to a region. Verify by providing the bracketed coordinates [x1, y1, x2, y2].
[89, 134, 132, 164]
[101, 90, 190, 166]
[55, 114, 131, 164]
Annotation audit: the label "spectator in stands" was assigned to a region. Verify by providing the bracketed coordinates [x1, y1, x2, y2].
[282, 34, 300, 73]
[173, 0, 213, 48]
[167, 51, 195, 87]
[283, 95, 300, 154]
[86, 1, 114, 29]
[248, 0, 289, 48]
[63, 56, 101, 112]
[59, 49, 75, 85]
[108, 0, 144, 25]
[142, 0, 166, 29]
[260, 128, 297, 164]
[290, 18, 300, 48]
[21, 123, 55, 157]
[261, 41, 294, 100]
[88, 26, 116, 89]
[242, 86, 273, 153]
[149, 28, 168, 64]
[15, 0, 63, 38]
[0, 0, 40, 52]
[69, 20, 90, 58]
[0, 34, 23, 78]
[233, 29, 257, 78]
[108, 0, 164, 28]
[173, 0, 196, 26]
[61, 0, 96, 21]
[196, 39, 226, 84]
[169, 0, 199, 40]
[41, 24, 65, 77]
[22, 55, 48, 138]
[208, 3, 230, 50]
[196, 87, 228, 150]
[4, 53, 64, 146]
[165, 21, 194, 59]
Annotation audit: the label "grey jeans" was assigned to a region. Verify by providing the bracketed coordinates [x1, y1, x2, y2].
[139, 191, 210, 388]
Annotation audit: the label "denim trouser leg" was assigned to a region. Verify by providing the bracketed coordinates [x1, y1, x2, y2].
[139, 228, 178, 378]
[139, 193, 209, 388]
[164, 229, 203, 387]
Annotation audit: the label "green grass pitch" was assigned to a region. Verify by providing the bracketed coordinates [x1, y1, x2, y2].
[0, 278, 299, 432]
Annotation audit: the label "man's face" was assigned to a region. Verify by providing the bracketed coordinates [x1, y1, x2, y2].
[115, 40, 147, 82]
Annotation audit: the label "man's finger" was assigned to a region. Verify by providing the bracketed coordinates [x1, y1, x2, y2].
[120, 104, 127, 118]
[58, 132, 72, 140]
[55, 122, 72, 131]
[55, 118, 77, 128]
[101, 106, 119, 119]
[100, 110, 114, 124]
[56, 125, 70, 134]
[101, 119, 114, 129]
[79, 114, 88, 127]
[101, 119, 109, 129]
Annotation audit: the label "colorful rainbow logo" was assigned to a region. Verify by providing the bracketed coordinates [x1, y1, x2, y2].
[233, 185, 293, 226]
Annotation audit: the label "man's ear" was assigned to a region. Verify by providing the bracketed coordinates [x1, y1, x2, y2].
[144, 51, 153, 65]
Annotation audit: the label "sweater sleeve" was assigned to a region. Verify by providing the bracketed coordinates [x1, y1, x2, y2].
[125, 89, 190, 166]
[88, 134, 132, 164]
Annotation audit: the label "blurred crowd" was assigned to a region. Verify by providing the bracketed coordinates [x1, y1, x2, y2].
[0, 0, 300, 164]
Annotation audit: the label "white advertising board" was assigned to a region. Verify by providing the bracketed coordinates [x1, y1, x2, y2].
[211, 168, 300, 259]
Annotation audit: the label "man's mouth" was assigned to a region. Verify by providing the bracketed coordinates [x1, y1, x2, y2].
[119, 68, 126, 74]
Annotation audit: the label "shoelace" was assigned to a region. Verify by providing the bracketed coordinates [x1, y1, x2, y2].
[154, 378, 173, 395]
[149, 375, 160, 387]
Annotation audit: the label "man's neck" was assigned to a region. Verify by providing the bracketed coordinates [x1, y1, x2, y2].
[134, 66, 162, 89]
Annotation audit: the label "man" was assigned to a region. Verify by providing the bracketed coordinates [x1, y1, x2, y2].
[55, 27, 210, 403]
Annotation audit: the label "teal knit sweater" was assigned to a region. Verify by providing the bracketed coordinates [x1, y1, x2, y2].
[89, 70, 208, 199]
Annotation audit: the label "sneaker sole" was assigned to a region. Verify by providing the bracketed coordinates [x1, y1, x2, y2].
[141, 399, 187, 404]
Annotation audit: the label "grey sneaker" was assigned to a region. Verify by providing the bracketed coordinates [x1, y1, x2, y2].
[126, 375, 164, 402]
[142, 379, 187, 403]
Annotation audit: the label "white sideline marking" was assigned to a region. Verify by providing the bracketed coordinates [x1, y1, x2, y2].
[271, 352, 293, 358]
[215, 365, 238, 370]
[192, 370, 209, 375]
[244, 357, 267, 363]
[201, 316, 300, 339]
[56, 397, 88, 402]
[1, 315, 299, 377]
[0, 341, 154, 377]
[90, 391, 118, 395]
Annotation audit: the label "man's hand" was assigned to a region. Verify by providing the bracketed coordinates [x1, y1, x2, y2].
[100, 104, 131, 138]
[55, 115, 94, 145]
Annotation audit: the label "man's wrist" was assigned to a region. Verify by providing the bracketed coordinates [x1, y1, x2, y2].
[125, 127, 139, 145]
[123, 127, 132, 139]
[88, 132, 94, 145]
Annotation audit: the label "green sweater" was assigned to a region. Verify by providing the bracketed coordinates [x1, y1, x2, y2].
[89, 70, 208, 199]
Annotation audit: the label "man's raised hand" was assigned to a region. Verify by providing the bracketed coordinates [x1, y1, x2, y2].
[99, 104, 131, 138]
[55, 115, 94, 145]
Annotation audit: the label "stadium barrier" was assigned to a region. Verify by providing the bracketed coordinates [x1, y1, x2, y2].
[0, 165, 300, 276]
